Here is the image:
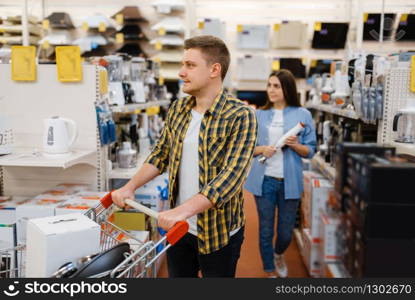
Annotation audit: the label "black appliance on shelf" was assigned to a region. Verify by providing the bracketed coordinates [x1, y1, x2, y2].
[396, 14, 415, 41]
[311, 23, 349, 49]
[279, 58, 306, 78]
[236, 90, 267, 108]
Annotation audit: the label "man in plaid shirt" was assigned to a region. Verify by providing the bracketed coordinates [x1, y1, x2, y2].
[112, 35, 257, 277]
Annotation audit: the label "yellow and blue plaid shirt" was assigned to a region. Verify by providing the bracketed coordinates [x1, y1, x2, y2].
[145, 89, 257, 254]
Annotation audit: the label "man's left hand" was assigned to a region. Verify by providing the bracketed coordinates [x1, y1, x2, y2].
[157, 208, 187, 231]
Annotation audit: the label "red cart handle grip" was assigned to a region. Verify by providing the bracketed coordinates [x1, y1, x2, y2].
[166, 221, 189, 246]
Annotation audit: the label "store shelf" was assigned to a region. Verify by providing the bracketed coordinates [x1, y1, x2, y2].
[109, 151, 150, 179]
[0, 148, 96, 169]
[111, 100, 171, 113]
[392, 142, 415, 157]
[311, 154, 336, 184]
[305, 102, 359, 120]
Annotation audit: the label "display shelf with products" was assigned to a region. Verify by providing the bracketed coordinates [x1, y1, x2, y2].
[305, 102, 359, 120]
[0, 148, 96, 169]
[391, 142, 415, 157]
[111, 99, 171, 113]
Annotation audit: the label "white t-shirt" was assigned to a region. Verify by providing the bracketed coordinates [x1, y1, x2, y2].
[176, 110, 203, 235]
[264, 109, 284, 178]
[176, 109, 241, 237]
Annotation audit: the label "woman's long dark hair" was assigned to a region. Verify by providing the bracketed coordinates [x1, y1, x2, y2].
[261, 69, 301, 110]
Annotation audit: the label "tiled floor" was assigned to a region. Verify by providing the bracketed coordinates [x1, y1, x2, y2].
[158, 190, 309, 278]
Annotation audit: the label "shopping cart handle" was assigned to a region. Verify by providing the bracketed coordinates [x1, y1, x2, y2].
[166, 221, 189, 246]
[100, 192, 114, 209]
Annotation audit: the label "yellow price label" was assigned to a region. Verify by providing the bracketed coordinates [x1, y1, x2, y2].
[0, 39, 7, 44]
[99, 69, 108, 95]
[155, 40, 162, 50]
[158, 27, 166, 36]
[55, 46, 83, 82]
[146, 106, 160, 116]
[153, 57, 161, 63]
[11, 46, 36, 81]
[198, 21, 205, 30]
[42, 40, 50, 49]
[158, 76, 164, 85]
[273, 24, 280, 32]
[0, 28, 5, 33]
[82, 22, 89, 31]
[401, 14, 408, 22]
[272, 60, 280, 71]
[310, 60, 317, 68]
[98, 22, 106, 32]
[363, 13, 369, 23]
[314, 22, 322, 32]
[116, 33, 124, 44]
[410, 55, 415, 93]
[42, 19, 50, 30]
[301, 58, 307, 65]
[237, 24, 243, 33]
[116, 13, 124, 25]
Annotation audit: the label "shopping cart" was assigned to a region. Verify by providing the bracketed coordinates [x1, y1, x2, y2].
[0, 192, 188, 278]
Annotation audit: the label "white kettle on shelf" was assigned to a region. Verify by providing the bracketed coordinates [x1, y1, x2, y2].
[43, 116, 78, 155]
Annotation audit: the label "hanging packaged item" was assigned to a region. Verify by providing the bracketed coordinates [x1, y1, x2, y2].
[199, 18, 226, 40]
[237, 55, 270, 81]
[272, 21, 306, 49]
[237, 25, 270, 50]
[363, 13, 396, 41]
[279, 58, 306, 78]
[396, 14, 415, 41]
[311, 23, 349, 49]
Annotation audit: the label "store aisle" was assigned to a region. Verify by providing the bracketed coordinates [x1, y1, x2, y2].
[157, 190, 309, 278]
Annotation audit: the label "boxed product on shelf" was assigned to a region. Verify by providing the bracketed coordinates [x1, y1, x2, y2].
[307, 178, 333, 239]
[25, 213, 100, 277]
[15, 195, 70, 243]
[301, 171, 325, 230]
[301, 228, 321, 277]
[0, 197, 30, 247]
[54, 199, 100, 215]
[319, 212, 343, 263]
[41, 183, 92, 196]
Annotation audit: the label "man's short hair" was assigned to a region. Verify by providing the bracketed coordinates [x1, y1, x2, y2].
[184, 35, 230, 81]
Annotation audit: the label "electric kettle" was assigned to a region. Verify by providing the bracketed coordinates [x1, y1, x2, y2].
[43, 116, 78, 154]
[393, 107, 415, 144]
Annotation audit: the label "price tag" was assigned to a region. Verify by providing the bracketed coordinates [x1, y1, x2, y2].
[153, 57, 161, 63]
[410, 55, 415, 93]
[314, 22, 322, 32]
[363, 13, 369, 23]
[155, 40, 162, 50]
[158, 76, 165, 86]
[310, 60, 317, 68]
[198, 21, 205, 30]
[158, 27, 166, 36]
[11, 46, 36, 81]
[55, 46, 83, 82]
[237, 24, 243, 33]
[272, 60, 280, 71]
[301, 58, 307, 65]
[82, 22, 89, 31]
[42, 40, 50, 49]
[146, 106, 160, 116]
[98, 22, 106, 32]
[116, 14, 124, 25]
[99, 69, 108, 95]
[42, 19, 50, 30]
[401, 14, 408, 23]
[116, 33, 124, 44]
[273, 24, 280, 32]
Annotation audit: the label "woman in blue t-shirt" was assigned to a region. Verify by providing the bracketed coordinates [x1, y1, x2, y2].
[245, 69, 316, 278]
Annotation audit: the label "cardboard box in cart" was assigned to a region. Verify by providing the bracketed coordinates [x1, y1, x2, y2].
[25, 213, 100, 277]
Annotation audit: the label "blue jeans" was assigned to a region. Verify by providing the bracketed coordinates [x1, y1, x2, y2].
[254, 176, 300, 272]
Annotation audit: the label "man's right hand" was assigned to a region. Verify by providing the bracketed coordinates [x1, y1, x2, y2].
[262, 145, 277, 158]
[111, 186, 135, 208]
